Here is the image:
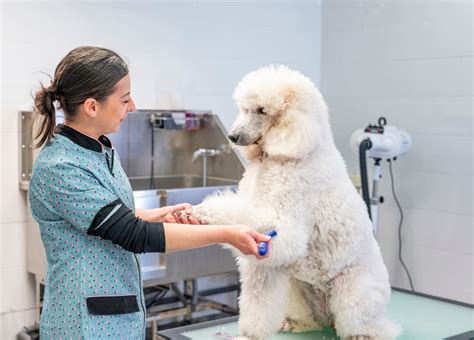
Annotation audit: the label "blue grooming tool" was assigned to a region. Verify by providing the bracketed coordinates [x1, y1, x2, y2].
[258, 230, 278, 256]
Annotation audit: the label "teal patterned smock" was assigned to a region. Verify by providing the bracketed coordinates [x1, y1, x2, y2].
[29, 124, 146, 339]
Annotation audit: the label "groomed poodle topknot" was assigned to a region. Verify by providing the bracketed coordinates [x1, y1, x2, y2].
[192, 65, 401, 340]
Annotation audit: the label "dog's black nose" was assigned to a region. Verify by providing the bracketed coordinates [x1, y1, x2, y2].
[228, 134, 239, 143]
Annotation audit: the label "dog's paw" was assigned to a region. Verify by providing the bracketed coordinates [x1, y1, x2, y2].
[190, 205, 211, 222]
[279, 317, 317, 333]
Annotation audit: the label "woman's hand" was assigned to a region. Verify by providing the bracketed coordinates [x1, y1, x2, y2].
[163, 205, 209, 224]
[161, 204, 198, 224]
[223, 225, 272, 259]
[137, 204, 203, 224]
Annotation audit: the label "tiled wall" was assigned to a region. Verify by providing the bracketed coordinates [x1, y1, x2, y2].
[0, 1, 322, 338]
[321, 0, 473, 303]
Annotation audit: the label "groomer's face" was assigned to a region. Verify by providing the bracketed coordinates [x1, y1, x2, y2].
[98, 74, 136, 134]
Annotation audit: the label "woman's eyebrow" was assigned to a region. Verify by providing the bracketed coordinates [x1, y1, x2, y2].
[121, 91, 130, 98]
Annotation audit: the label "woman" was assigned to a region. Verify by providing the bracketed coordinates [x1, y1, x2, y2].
[29, 46, 271, 339]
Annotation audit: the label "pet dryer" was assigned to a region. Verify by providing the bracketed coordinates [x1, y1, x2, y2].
[350, 117, 412, 234]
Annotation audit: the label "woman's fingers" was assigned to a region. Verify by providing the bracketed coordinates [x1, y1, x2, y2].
[248, 230, 272, 243]
[169, 204, 207, 225]
[229, 229, 272, 259]
[163, 211, 201, 225]
[163, 214, 177, 223]
[174, 212, 191, 224]
[188, 215, 201, 225]
[240, 229, 272, 259]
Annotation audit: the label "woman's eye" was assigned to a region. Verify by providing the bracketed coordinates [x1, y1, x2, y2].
[123, 101, 129, 104]
[256, 107, 265, 115]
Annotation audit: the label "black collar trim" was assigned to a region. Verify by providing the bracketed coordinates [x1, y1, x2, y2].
[55, 124, 112, 152]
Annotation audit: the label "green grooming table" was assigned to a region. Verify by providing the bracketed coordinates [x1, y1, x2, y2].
[158, 289, 473, 340]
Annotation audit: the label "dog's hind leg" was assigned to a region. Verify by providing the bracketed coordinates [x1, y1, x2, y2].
[237, 261, 290, 340]
[329, 267, 401, 340]
[279, 279, 324, 333]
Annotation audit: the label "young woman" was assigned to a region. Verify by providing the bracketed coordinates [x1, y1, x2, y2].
[29, 46, 271, 339]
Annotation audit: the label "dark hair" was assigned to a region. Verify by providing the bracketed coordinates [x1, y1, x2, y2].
[33, 46, 129, 148]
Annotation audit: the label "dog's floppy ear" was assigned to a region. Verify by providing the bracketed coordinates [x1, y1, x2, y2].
[262, 108, 322, 159]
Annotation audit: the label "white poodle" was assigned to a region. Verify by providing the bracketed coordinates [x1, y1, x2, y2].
[192, 65, 400, 340]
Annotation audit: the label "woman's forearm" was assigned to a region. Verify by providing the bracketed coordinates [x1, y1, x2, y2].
[163, 223, 228, 252]
[163, 223, 272, 258]
[135, 208, 149, 220]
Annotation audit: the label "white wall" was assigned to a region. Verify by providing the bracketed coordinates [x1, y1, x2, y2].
[0, 1, 322, 338]
[321, 0, 473, 304]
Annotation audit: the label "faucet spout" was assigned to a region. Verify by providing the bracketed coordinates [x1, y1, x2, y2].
[192, 147, 225, 163]
[192, 149, 205, 163]
[192, 144, 232, 187]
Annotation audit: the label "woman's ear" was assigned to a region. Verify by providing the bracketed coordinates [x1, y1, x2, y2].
[262, 108, 322, 159]
[83, 98, 98, 119]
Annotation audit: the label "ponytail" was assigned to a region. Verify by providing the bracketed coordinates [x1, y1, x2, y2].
[33, 86, 59, 148]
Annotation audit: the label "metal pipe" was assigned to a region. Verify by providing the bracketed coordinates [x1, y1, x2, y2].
[203, 157, 207, 187]
[370, 158, 382, 235]
[191, 279, 199, 306]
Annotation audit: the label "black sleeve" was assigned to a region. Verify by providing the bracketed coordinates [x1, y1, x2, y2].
[88, 199, 166, 253]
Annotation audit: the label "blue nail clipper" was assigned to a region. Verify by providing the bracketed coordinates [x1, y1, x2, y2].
[258, 230, 278, 256]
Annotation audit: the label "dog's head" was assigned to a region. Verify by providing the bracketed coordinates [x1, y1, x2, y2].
[229, 65, 329, 161]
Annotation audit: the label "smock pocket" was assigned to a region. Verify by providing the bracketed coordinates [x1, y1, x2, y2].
[86, 295, 139, 315]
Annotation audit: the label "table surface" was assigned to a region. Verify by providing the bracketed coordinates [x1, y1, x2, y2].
[158, 290, 474, 340]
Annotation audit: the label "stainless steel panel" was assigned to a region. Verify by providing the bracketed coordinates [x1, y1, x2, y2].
[109, 110, 245, 184]
[19, 111, 34, 190]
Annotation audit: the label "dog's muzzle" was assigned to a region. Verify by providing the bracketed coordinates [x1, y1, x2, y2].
[228, 133, 261, 146]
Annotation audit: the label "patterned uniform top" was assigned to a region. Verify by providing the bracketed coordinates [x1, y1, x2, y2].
[29, 125, 146, 339]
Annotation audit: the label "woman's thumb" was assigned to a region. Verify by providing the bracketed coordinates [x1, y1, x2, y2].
[250, 230, 271, 243]
[172, 203, 192, 212]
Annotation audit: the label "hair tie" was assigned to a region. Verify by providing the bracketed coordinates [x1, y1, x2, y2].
[45, 89, 60, 102]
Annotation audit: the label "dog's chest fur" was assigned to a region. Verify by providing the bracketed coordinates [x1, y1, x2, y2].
[239, 148, 371, 285]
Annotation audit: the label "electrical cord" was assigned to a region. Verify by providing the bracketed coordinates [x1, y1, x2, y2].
[388, 158, 415, 291]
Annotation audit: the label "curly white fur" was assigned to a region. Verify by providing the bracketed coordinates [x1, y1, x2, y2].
[193, 65, 400, 340]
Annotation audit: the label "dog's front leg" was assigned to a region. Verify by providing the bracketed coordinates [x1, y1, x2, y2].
[237, 260, 290, 340]
[254, 215, 313, 268]
[192, 190, 258, 227]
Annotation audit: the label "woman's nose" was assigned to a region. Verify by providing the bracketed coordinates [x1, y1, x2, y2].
[128, 97, 137, 112]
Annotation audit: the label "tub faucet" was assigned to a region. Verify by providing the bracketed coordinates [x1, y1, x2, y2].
[192, 145, 231, 186]
[192, 148, 219, 163]
[192, 144, 230, 163]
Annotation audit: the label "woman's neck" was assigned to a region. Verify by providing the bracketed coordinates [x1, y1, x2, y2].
[64, 120, 102, 140]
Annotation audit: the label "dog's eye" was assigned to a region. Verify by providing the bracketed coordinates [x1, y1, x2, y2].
[256, 107, 265, 115]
